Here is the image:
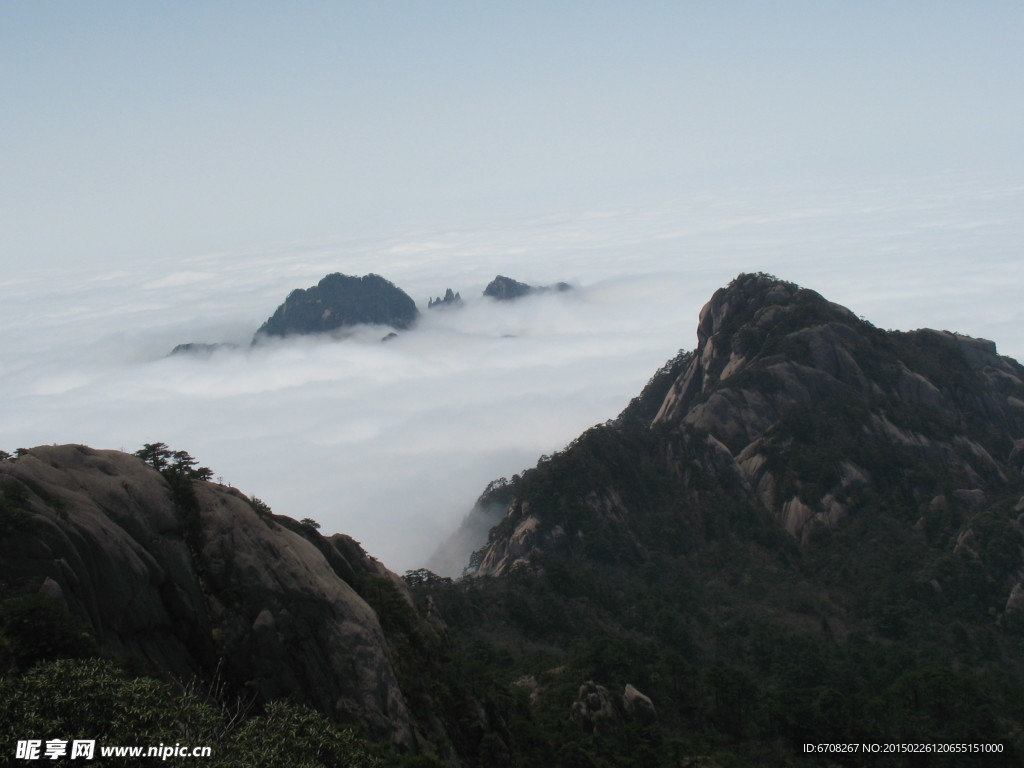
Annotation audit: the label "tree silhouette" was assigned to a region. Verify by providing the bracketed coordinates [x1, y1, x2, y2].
[134, 443, 172, 471]
[134, 444, 213, 482]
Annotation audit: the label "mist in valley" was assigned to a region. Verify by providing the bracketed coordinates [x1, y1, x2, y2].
[2, 177, 1021, 572]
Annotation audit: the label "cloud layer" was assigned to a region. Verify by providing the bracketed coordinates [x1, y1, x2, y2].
[2, 175, 1021, 572]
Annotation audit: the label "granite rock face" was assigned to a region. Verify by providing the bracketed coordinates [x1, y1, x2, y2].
[649, 273, 1024, 544]
[255, 272, 419, 340]
[623, 683, 657, 724]
[471, 273, 1024, 578]
[0, 445, 418, 748]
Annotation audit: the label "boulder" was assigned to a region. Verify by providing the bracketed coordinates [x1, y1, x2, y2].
[622, 683, 657, 723]
[570, 681, 618, 733]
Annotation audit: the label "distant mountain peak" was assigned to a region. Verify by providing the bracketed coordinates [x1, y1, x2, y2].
[427, 287, 462, 309]
[482, 275, 571, 301]
[253, 272, 418, 341]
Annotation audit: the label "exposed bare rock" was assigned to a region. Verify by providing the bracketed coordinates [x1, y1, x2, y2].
[644, 273, 1024, 543]
[622, 683, 657, 724]
[0, 445, 417, 748]
[476, 504, 569, 576]
[511, 675, 542, 706]
[781, 496, 814, 539]
[570, 681, 618, 733]
[1006, 583, 1024, 613]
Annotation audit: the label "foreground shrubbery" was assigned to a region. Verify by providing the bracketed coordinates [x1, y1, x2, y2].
[0, 583, 386, 767]
[0, 658, 385, 768]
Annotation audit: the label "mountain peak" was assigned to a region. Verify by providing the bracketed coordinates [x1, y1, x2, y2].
[694, 272, 855, 348]
[470, 274, 1024, 574]
[655, 272, 862, 426]
[254, 272, 419, 341]
[482, 275, 572, 301]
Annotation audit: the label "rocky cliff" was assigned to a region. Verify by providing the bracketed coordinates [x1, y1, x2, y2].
[254, 272, 419, 340]
[0, 445, 422, 748]
[473, 273, 1024, 575]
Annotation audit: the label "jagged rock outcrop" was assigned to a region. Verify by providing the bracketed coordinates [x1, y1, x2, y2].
[427, 288, 462, 309]
[567, 681, 655, 731]
[649, 273, 1024, 543]
[0, 445, 420, 748]
[570, 681, 618, 733]
[475, 504, 569, 576]
[482, 275, 571, 301]
[254, 272, 418, 341]
[511, 674, 542, 706]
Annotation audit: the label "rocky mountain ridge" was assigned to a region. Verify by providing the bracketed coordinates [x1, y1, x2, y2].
[171, 272, 572, 355]
[473, 273, 1024, 576]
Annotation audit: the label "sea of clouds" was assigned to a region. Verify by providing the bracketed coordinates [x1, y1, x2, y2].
[2, 174, 1021, 573]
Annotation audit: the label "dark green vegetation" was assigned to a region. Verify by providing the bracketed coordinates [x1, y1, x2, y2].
[411, 447, 1024, 766]
[0, 479, 35, 534]
[255, 272, 419, 340]
[0, 656, 386, 768]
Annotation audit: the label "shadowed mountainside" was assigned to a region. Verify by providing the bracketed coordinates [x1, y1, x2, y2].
[473, 272, 1024, 575]
[254, 272, 419, 341]
[417, 273, 1024, 766]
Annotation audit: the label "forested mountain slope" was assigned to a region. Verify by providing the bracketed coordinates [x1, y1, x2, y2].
[420, 273, 1024, 766]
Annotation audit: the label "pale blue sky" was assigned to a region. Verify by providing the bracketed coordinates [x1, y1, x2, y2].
[3, 2, 1022, 268]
